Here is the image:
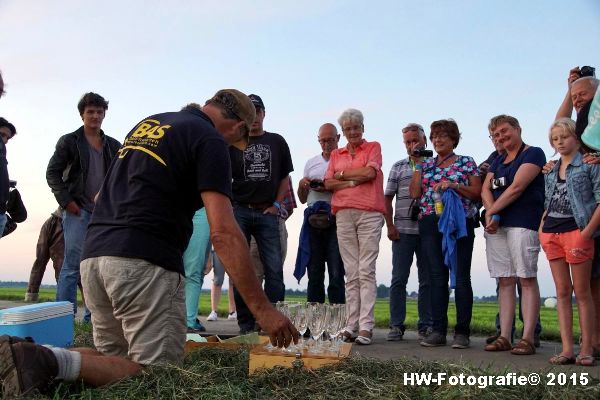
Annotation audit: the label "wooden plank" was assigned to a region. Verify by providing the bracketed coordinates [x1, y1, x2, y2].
[248, 343, 352, 374]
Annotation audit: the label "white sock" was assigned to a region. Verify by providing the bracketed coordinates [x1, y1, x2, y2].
[43, 346, 82, 382]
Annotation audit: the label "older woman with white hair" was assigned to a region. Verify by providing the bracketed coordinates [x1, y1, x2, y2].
[324, 108, 385, 345]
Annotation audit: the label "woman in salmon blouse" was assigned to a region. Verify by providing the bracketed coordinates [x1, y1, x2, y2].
[324, 108, 385, 345]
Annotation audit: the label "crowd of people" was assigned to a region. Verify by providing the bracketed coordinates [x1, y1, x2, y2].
[0, 65, 599, 396]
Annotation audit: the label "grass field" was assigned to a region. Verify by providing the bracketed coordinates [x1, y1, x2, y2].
[0, 287, 575, 341]
[26, 322, 599, 399]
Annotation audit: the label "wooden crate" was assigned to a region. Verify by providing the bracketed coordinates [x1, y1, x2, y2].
[185, 334, 269, 353]
[248, 343, 352, 374]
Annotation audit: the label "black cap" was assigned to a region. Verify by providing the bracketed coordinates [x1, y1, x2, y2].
[248, 94, 265, 110]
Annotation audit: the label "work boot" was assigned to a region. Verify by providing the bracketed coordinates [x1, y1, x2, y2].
[0, 336, 58, 398]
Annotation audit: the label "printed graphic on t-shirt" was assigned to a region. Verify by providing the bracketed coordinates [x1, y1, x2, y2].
[547, 179, 573, 218]
[119, 119, 171, 166]
[244, 143, 272, 181]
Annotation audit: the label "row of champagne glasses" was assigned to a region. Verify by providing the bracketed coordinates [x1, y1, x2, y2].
[265, 302, 347, 355]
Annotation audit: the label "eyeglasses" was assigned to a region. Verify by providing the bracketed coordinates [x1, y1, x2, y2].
[489, 126, 512, 139]
[342, 124, 363, 133]
[318, 138, 337, 144]
[430, 132, 449, 140]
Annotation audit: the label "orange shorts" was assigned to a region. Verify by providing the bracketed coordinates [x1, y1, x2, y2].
[540, 230, 595, 264]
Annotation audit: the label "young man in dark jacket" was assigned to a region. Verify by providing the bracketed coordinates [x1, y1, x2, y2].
[46, 92, 121, 320]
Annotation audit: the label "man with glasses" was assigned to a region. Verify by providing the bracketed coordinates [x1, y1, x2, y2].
[384, 123, 432, 341]
[296, 123, 345, 304]
[229, 94, 294, 334]
[1, 89, 298, 397]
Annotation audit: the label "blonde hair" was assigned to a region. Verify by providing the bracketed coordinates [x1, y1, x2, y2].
[548, 117, 578, 154]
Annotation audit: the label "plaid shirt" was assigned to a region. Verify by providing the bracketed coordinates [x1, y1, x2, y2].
[385, 157, 418, 234]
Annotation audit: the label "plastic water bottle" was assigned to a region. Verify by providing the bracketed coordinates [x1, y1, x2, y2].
[433, 191, 444, 216]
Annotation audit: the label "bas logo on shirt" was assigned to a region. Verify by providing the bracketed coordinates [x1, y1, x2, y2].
[118, 119, 171, 166]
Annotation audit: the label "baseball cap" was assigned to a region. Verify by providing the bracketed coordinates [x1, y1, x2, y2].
[208, 89, 255, 150]
[248, 94, 265, 110]
[402, 123, 424, 134]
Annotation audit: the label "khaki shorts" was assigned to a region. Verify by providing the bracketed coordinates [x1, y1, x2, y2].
[485, 227, 540, 278]
[80, 256, 186, 366]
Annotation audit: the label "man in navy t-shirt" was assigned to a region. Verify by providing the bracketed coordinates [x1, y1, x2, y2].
[1, 90, 298, 397]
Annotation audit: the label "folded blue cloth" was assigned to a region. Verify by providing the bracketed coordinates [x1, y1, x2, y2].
[293, 201, 332, 283]
[438, 189, 467, 289]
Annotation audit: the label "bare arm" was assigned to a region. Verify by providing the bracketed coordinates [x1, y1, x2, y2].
[486, 163, 542, 216]
[384, 195, 399, 241]
[202, 191, 298, 347]
[297, 177, 310, 204]
[480, 171, 495, 211]
[264, 175, 291, 215]
[324, 178, 355, 191]
[555, 67, 580, 120]
[409, 170, 422, 199]
[334, 166, 376, 183]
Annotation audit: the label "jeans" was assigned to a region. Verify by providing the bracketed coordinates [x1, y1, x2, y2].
[389, 233, 432, 332]
[57, 209, 91, 322]
[306, 223, 345, 304]
[0, 213, 6, 238]
[493, 279, 543, 337]
[183, 209, 211, 329]
[418, 214, 475, 336]
[233, 206, 285, 332]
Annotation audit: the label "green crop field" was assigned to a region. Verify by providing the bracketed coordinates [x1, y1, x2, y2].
[0, 287, 574, 341]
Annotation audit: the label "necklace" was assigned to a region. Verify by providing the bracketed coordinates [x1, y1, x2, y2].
[435, 152, 456, 167]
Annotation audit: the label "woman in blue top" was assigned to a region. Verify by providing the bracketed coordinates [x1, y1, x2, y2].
[481, 115, 546, 356]
[540, 118, 600, 366]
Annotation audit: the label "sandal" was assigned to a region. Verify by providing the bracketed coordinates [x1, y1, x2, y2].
[576, 354, 597, 367]
[510, 339, 536, 355]
[484, 336, 511, 351]
[549, 354, 576, 365]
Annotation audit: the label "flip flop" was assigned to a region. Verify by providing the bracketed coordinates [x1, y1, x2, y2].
[576, 354, 597, 367]
[549, 354, 576, 365]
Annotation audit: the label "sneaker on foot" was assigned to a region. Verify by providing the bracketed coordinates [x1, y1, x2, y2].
[420, 331, 447, 347]
[418, 327, 433, 341]
[452, 334, 470, 349]
[227, 311, 237, 321]
[0, 336, 58, 397]
[355, 330, 373, 345]
[207, 311, 218, 321]
[187, 318, 206, 333]
[386, 326, 404, 341]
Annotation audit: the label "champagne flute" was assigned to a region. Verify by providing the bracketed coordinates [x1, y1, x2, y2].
[308, 303, 328, 354]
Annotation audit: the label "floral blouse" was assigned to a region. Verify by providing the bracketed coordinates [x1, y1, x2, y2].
[419, 155, 479, 218]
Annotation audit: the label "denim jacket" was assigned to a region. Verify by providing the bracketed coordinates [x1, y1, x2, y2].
[544, 152, 600, 235]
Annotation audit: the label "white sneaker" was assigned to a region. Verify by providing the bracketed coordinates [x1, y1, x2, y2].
[207, 311, 218, 321]
[227, 311, 237, 321]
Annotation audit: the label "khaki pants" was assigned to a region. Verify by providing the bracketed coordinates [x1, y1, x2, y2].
[81, 256, 186, 366]
[335, 209, 383, 332]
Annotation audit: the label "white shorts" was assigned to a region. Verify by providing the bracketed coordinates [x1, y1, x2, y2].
[485, 227, 540, 278]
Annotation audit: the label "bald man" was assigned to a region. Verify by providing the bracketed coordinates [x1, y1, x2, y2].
[296, 123, 345, 304]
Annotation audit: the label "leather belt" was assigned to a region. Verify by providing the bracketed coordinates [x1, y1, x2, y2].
[234, 201, 272, 210]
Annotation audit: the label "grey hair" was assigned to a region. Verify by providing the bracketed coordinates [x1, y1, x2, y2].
[574, 76, 600, 90]
[338, 108, 364, 127]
